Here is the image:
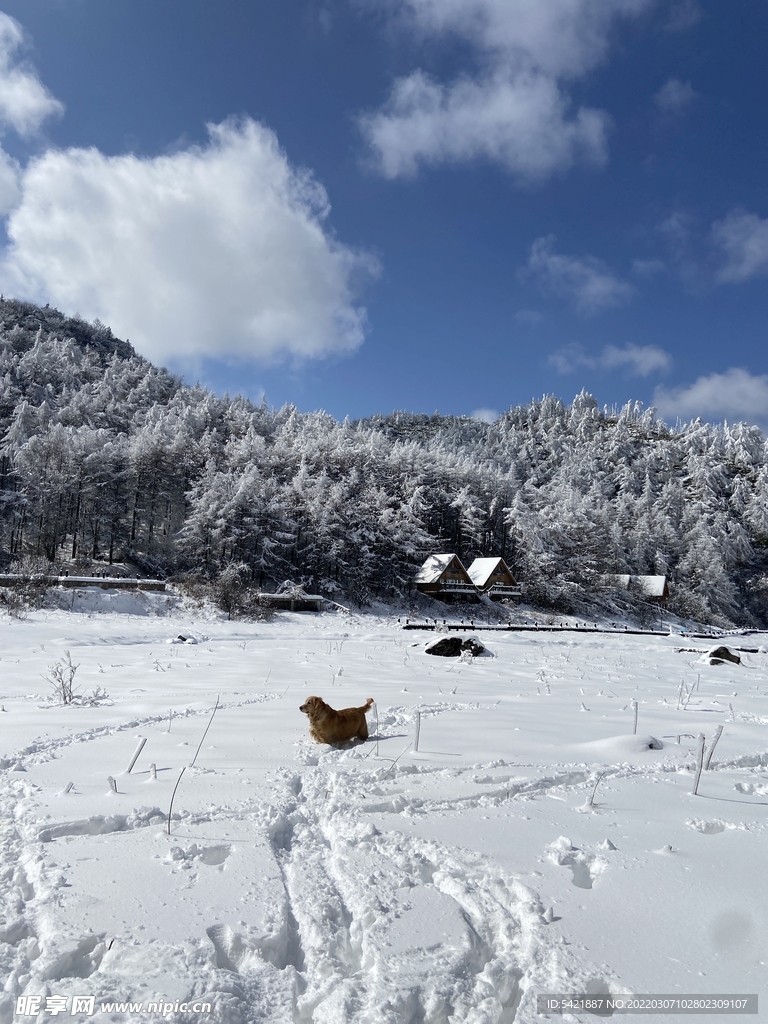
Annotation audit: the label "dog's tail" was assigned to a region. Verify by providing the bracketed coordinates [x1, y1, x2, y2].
[363, 697, 374, 712]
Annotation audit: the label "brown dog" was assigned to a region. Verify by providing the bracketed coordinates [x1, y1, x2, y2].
[299, 695, 374, 744]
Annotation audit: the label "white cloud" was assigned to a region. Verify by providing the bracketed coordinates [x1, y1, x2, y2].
[525, 235, 634, 314]
[0, 118, 378, 365]
[600, 343, 671, 375]
[653, 368, 768, 426]
[550, 342, 670, 376]
[361, 0, 652, 179]
[380, 0, 650, 78]
[0, 13, 63, 135]
[471, 407, 499, 423]
[711, 210, 768, 284]
[361, 68, 608, 179]
[654, 77, 697, 114]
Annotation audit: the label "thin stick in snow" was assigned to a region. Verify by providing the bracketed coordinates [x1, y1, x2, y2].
[678, 678, 694, 711]
[413, 710, 421, 752]
[380, 742, 412, 780]
[691, 733, 706, 795]
[704, 725, 724, 770]
[126, 737, 147, 774]
[374, 702, 379, 757]
[107, 776, 118, 793]
[167, 767, 186, 836]
[588, 771, 606, 808]
[632, 700, 639, 735]
[167, 709, 172, 733]
[190, 695, 220, 767]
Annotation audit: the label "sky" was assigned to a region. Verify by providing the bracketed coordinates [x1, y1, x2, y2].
[0, 0, 766, 428]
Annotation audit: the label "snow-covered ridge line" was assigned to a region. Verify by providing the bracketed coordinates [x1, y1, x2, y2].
[1, 299, 767, 622]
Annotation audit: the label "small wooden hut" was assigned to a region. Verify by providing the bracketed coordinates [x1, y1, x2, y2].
[466, 557, 521, 600]
[605, 574, 669, 603]
[415, 554, 477, 601]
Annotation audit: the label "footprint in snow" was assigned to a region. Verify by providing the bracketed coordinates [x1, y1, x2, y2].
[547, 836, 607, 889]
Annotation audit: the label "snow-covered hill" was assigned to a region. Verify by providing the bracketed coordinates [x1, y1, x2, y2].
[2, 299, 768, 623]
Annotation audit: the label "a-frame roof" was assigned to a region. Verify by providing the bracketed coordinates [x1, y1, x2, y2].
[415, 553, 471, 584]
[467, 557, 514, 588]
[609, 574, 668, 597]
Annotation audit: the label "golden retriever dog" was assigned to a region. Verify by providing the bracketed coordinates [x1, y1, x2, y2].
[299, 695, 374, 744]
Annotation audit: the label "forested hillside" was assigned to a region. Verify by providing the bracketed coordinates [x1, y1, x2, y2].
[0, 298, 766, 625]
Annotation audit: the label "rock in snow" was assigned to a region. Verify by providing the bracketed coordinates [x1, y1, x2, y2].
[425, 635, 485, 657]
[702, 644, 741, 665]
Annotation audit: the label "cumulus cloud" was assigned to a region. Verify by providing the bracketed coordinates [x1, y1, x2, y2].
[600, 343, 671, 375]
[361, 68, 608, 179]
[654, 77, 697, 114]
[711, 210, 768, 283]
[550, 342, 670, 376]
[361, 0, 652, 179]
[379, 0, 650, 78]
[653, 368, 768, 426]
[0, 118, 378, 365]
[525, 235, 634, 314]
[0, 13, 63, 135]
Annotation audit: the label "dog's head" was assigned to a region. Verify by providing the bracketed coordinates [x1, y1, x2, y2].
[299, 696, 325, 719]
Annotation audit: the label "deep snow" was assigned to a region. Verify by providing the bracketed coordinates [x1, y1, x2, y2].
[1, 595, 766, 1023]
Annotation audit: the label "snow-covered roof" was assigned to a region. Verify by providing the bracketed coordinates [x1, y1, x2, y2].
[608, 574, 668, 598]
[415, 554, 466, 584]
[466, 557, 513, 588]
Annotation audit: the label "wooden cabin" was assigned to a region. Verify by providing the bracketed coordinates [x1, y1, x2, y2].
[604, 574, 669, 603]
[466, 557, 521, 600]
[415, 554, 478, 601]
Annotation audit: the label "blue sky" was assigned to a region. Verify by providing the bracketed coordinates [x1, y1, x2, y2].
[0, 0, 766, 427]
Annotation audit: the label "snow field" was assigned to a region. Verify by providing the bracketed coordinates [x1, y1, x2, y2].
[0, 604, 767, 1022]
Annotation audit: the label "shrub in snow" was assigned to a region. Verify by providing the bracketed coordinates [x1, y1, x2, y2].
[44, 651, 79, 705]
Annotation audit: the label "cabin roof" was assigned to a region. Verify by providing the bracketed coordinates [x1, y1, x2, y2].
[609, 574, 668, 597]
[415, 553, 468, 584]
[466, 557, 513, 588]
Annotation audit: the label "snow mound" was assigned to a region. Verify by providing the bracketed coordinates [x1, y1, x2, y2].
[572, 734, 664, 758]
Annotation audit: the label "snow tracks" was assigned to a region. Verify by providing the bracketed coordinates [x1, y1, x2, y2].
[249, 761, 584, 1024]
[1, 752, 613, 1024]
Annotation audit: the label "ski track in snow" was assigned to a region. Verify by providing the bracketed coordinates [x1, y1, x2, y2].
[1, 740, 762, 1022]
[1, 744, 623, 1023]
[0, 694, 283, 769]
